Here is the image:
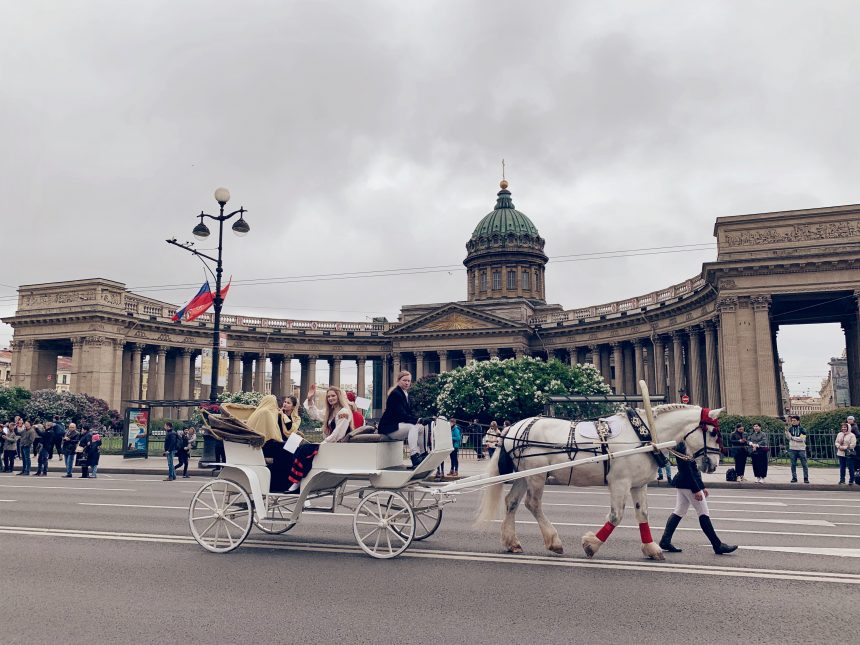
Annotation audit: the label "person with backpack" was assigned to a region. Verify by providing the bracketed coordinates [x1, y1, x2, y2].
[35, 424, 53, 476]
[784, 415, 809, 484]
[53, 418, 66, 461]
[163, 423, 179, 481]
[449, 419, 462, 478]
[174, 427, 191, 479]
[61, 423, 81, 477]
[77, 425, 94, 478]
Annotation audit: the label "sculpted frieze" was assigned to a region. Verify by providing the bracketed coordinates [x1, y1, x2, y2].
[723, 220, 860, 248]
[55, 290, 97, 304]
[101, 291, 123, 306]
[156, 333, 172, 342]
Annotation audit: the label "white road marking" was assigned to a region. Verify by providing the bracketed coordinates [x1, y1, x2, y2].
[0, 484, 136, 492]
[0, 524, 856, 585]
[712, 517, 835, 527]
[541, 489, 860, 504]
[79, 503, 187, 510]
[739, 545, 860, 558]
[492, 520, 860, 539]
[543, 502, 859, 517]
[0, 499, 15, 502]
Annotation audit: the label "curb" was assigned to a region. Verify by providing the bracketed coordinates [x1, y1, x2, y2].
[36, 466, 214, 478]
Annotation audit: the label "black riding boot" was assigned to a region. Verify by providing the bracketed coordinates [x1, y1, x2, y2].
[410, 453, 423, 468]
[659, 513, 683, 553]
[698, 514, 737, 554]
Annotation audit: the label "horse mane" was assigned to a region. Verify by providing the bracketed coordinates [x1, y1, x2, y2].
[651, 403, 693, 417]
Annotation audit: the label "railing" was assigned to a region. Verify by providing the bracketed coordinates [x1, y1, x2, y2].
[529, 275, 709, 326]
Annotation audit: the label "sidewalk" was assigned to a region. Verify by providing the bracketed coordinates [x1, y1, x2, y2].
[451, 458, 859, 492]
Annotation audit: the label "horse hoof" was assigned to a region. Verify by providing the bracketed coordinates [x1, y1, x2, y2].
[642, 542, 665, 561]
[548, 544, 564, 555]
[583, 545, 595, 558]
[507, 545, 524, 554]
[581, 532, 602, 558]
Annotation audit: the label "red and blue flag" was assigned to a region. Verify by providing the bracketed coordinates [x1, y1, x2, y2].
[172, 278, 231, 323]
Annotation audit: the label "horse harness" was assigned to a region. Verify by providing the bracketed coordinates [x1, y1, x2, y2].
[501, 410, 665, 484]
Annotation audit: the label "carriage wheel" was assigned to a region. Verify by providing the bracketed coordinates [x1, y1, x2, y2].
[399, 490, 443, 541]
[188, 479, 253, 553]
[253, 495, 298, 535]
[353, 490, 415, 559]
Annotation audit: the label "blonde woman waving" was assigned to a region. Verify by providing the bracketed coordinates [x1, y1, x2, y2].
[305, 384, 355, 443]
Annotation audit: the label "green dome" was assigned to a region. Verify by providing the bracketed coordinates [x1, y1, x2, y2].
[471, 187, 540, 240]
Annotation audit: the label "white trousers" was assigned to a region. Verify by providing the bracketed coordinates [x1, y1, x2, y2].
[673, 488, 710, 517]
[385, 423, 426, 455]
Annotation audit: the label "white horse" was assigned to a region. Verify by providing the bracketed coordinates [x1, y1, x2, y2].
[476, 404, 723, 560]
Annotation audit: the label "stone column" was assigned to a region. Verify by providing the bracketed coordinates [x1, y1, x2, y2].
[69, 338, 84, 393]
[704, 320, 720, 408]
[189, 351, 198, 400]
[463, 349, 475, 364]
[241, 354, 253, 392]
[227, 352, 240, 393]
[382, 355, 391, 398]
[671, 331, 685, 402]
[438, 350, 450, 373]
[306, 355, 318, 398]
[280, 356, 292, 398]
[590, 344, 600, 371]
[513, 348, 525, 360]
[299, 356, 309, 402]
[752, 295, 779, 416]
[270, 356, 282, 396]
[653, 337, 666, 397]
[254, 355, 267, 392]
[633, 339, 645, 394]
[611, 342, 623, 394]
[644, 340, 656, 392]
[153, 347, 167, 419]
[687, 326, 703, 406]
[329, 356, 342, 388]
[414, 352, 424, 380]
[130, 344, 143, 402]
[392, 353, 402, 375]
[487, 348, 499, 360]
[568, 346, 579, 366]
[356, 357, 366, 397]
[177, 348, 192, 419]
[717, 297, 742, 414]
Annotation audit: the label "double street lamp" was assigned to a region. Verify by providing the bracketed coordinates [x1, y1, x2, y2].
[167, 187, 250, 403]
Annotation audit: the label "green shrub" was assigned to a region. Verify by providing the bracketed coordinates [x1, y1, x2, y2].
[0, 387, 32, 421]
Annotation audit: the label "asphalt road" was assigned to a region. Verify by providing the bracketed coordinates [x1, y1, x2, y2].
[0, 471, 858, 645]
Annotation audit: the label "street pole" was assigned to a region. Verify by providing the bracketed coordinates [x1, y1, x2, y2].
[209, 207, 225, 403]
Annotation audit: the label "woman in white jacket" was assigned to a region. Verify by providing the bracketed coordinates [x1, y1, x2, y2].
[835, 422, 857, 485]
[305, 384, 355, 443]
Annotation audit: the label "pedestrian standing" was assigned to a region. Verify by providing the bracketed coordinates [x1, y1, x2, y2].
[449, 419, 462, 478]
[175, 427, 191, 479]
[53, 417, 66, 461]
[657, 461, 673, 483]
[78, 425, 93, 478]
[748, 423, 769, 483]
[658, 446, 737, 555]
[3, 428, 19, 472]
[163, 423, 178, 481]
[470, 419, 484, 460]
[785, 415, 809, 484]
[848, 415, 860, 484]
[61, 423, 81, 478]
[35, 424, 52, 476]
[730, 423, 749, 482]
[835, 422, 857, 485]
[86, 430, 102, 478]
[484, 421, 500, 458]
[17, 421, 36, 476]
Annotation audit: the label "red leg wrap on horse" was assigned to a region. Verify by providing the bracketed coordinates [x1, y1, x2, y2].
[638, 522, 653, 543]
[595, 522, 615, 542]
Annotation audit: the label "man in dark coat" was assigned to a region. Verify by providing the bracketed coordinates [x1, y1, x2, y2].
[163, 423, 178, 481]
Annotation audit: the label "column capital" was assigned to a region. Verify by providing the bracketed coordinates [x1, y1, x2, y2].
[281, 353, 293, 362]
[716, 296, 738, 313]
[305, 354, 318, 361]
[414, 351, 425, 358]
[131, 343, 145, 353]
[611, 341, 623, 349]
[750, 295, 772, 311]
[181, 347, 193, 357]
[686, 325, 703, 337]
[356, 356, 367, 364]
[631, 338, 643, 348]
[156, 346, 168, 356]
[330, 355, 343, 362]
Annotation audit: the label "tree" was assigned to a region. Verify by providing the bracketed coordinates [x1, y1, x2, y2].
[0, 386, 31, 421]
[410, 357, 612, 424]
[20, 390, 122, 431]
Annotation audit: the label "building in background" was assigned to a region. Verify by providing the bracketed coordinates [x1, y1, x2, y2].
[55, 356, 71, 392]
[0, 348, 12, 386]
[789, 395, 823, 416]
[820, 351, 849, 410]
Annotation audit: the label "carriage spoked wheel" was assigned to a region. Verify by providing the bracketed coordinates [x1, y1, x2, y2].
[399, 489, 443, 541]
[188, 479, 253, 553]
[253, 495, 299, 535]
[352, 490, 415, 559]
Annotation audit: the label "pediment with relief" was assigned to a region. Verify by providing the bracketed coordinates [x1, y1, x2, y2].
[420, 313, 496, 331]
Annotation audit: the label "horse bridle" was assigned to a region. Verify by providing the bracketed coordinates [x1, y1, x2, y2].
[681, 408, 723, 470]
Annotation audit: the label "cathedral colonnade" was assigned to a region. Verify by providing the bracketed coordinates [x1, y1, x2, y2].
[6, 198, 860, 417]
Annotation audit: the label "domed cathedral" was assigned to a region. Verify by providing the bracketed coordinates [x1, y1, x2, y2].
[465, 180, 548, 303]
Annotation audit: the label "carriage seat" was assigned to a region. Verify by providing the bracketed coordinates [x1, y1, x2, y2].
[347, 424, 395, 443]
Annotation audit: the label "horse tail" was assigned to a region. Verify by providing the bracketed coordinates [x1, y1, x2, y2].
[475, 449, 504, 524]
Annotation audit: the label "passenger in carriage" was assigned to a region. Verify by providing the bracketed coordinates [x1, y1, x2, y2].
[378, 370, 427, 468]
[304, 384, 356, 443]
[249, 395, 316, 494]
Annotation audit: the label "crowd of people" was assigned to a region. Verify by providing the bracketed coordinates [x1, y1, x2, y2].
[1, 415, 103, 478]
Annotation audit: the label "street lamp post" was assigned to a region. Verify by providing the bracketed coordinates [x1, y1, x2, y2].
[167, 187, 250, 403]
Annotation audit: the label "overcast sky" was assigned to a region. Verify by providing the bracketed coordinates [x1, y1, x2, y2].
[1, 0, 857, 395]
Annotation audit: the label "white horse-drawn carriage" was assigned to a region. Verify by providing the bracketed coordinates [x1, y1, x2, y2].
[188, 382, 723, 560]
[188, 419, 454, 558]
